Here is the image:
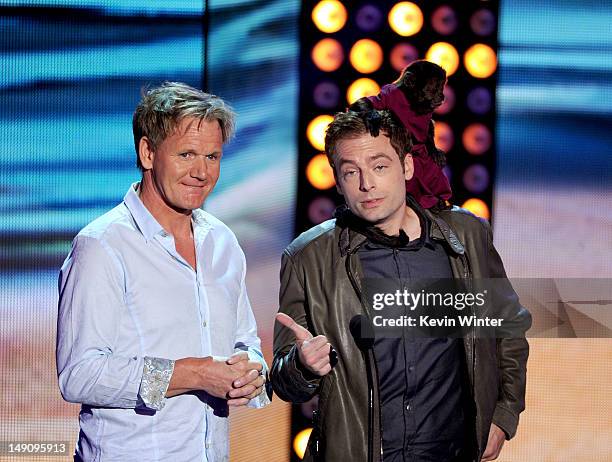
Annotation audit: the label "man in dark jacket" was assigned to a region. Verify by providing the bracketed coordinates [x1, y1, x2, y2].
[271, 107, 531, 462]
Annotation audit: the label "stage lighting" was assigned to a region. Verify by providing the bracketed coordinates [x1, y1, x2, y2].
[312, 0, 348, 34]
[463, 164, 490, 193]
[312, 38, 344, 72]
[308, 196, 336, 224]
[347, 78, 380, 104]
[356, 4, 383, 32]
[349, 39, 383, 74]
[388, 2, 423, 37]
[433, 121, 454, 152]
[307, 114, 334, 151]
[431, 5, 458, 35]
[467, 87, 492, 114]
[435, 84, 455, 115]
[462, 123, 491, 155]
[470, 9, 496, 36]
[390, 43, 419, 72]
[464, 44, 497, 78]
[461, 198, 490, 220]
[426, 42, 459, 76]
[293, 427, 313, 459]
[307, 153, 336, 190]
[314, 81, 341, 109]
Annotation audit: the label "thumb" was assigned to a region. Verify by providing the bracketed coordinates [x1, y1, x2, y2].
[226, 351, 249, 365]
[276, 313, 313, 342]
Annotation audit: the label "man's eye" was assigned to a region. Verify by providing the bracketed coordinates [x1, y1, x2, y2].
[342, 170, 356, 179]
[374, 165, 387, 172]
[206, 154, 219, 161]
[178, 152, 194, 159]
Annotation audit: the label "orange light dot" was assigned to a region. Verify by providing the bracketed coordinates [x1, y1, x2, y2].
[312, 0, 348, 33]
[462, 123, 491, 155]
[464, 44, 497, 78]
[461, 198, 490, 220]
[312, 38, 344, 72]
[307, 114, 334, 151]
[425, 42, 460, 76]
[293, 428, 313, 459]
[347, 78, 380, 104]
[306, 154, 336, 190]
[349, 39, 383, 74]
[388, 2, 423, 37]
[433, 121, 454, 152]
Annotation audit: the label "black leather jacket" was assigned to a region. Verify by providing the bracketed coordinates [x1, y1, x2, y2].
[272, 205, 531, 462]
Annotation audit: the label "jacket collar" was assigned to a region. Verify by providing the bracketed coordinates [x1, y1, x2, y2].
[336, 195, 465, 256]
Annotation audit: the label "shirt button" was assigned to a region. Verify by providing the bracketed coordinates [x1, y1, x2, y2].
[202, 321, 207, 328]
[408, 365, 414, 372]
[205, 442, 211, 449]
[406, 402, 412, 411]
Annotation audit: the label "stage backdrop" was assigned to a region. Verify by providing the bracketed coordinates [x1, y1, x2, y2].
[0, 0, 298, 460]
[494, 0, 612, 460]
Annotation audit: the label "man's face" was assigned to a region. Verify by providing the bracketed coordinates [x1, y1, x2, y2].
[334, 132, 413, 226]
[141, 117, 223, 212]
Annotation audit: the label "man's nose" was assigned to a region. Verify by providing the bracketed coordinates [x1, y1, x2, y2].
[359, 170, 375, 192]
[191, 156, 208, 180]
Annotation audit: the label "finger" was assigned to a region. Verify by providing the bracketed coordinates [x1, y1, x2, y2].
[276, 313, 313, 342]
[310, 356, 331, 374]
[317, 363, 332, 376]
[227, 397, 250, 407]
[233, 369, 260, 388]
[302, 343, 331, 363]
[245, 361, 263, 372]
[245, 386, 263, 399]
[228, 383, 257, 398]
[226, 352, 249, 365]
[301, 336, 329, 353]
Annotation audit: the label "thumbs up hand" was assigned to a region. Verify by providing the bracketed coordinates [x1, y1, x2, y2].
[276, 313, 334, 377]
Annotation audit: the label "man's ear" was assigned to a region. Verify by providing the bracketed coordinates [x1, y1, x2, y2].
[403, 153, 414, 181]
[138, 137, 155, 170]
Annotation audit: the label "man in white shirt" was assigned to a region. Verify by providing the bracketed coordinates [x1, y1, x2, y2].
[57, 82, 270, 461]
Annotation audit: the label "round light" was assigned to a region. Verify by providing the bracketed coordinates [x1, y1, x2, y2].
[470, 9, 496, 36]
[433, 121, 454, 152]
[425, 42, 459, 76]
[435, 84, 455, 115]
[306, 153, 336, 190]
[389, 43, 419, 72]
[463, 164, 490, 194]
[388, 2, 424, 37]
[307, 115, 334, 151]
[467, 87, 492, 114]
[431, 5, 458, 35]
[308, 197, 337, 224]
[349, 39, 383, 74]
[356, 4, 383, 32]
[293, 427, 313, 459]
[462, 123, 491, 155]
[312, 38, 344, 72]
[314, 81, 340, 108]
[347, 78, 380, 104]
[312, 0, 348, 33]
[461, 198, 490, 220]
[464, 44, 497, 79]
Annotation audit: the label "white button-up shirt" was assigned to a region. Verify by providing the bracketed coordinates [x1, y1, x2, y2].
[56, 184, 270, 461]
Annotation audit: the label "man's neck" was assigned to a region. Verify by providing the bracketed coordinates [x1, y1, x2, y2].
[138, 179, 193, 239]
[374, 205, 421, 241]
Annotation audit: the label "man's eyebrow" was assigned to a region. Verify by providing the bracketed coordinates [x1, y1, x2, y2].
[368, 153, 393, 162]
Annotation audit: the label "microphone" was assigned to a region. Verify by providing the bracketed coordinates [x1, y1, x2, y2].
[350, 314, 375, 351]
[349, 314, 375, 462]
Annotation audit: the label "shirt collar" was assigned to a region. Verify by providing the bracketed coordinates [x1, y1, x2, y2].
[123, 183, 164, 242]
[123, 183, 214, 242]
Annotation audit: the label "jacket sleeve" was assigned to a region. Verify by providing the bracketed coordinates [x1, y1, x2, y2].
[484, 222, 532, 440]
[271, 250, 321, 403]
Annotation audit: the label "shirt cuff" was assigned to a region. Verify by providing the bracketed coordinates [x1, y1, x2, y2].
[138, 356, 175, 411]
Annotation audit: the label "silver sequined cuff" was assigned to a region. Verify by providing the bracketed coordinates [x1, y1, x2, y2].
[138, 356, 175, 411]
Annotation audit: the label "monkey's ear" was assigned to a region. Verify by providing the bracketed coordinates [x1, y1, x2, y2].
[397, 68, 416, 92]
